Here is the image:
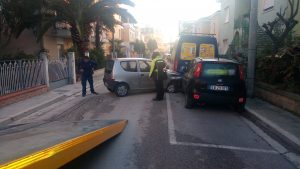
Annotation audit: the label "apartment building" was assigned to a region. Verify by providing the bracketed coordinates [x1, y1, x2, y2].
[258, 0, 300, 35]
[2, 22, 73, 60]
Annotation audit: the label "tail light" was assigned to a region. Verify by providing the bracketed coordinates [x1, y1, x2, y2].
[174, 59, 178, 71]
[239, 97, 245, 103]
[193, 63, 203, 78]
[239, 64, 244, 80]
[193, 94, 200, 100]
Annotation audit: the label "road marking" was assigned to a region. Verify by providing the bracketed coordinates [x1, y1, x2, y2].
[245, 106, 300, 147]
[243, 117, 300, 168]
[166, 93, 278, 154]
[174, 141, 278, 154]
[242, 117, 287, 154]
[166, 94, 177, 144]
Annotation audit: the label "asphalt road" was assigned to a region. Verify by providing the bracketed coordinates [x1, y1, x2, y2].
[57, 84, 297, 169]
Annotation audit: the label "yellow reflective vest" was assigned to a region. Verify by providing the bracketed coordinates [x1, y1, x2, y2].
[149, 55, 164, 78]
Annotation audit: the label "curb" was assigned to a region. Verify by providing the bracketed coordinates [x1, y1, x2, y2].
[0, 95, 65, 127]
[245, 106, 300, 150]
[0, 81, 103, 127]
[0, 120, 127, 169]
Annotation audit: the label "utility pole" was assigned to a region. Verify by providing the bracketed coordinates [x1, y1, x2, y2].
[247, 0, 258, 97]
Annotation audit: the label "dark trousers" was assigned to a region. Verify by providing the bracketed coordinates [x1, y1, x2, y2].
[154, 79, 164, 100]
[81, 75, 95, 95]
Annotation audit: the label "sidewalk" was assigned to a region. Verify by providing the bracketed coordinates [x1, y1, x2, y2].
[0, 69, 104, 127]
[246, 98, 300, 149]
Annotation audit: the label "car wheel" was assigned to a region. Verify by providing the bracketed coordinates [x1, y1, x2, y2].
[184, 90, 194, 109]
[167, 83, 176, 93]
[115, 83, 129, 97]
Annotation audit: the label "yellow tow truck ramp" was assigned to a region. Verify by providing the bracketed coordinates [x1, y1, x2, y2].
[0, 120, 127, 169]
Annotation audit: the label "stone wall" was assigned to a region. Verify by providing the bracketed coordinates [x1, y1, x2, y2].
[0, 85, 48, 107]
[255, 82, 300, 116]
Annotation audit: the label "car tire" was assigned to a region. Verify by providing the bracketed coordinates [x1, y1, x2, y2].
[184, 90, 194, 109]
[166, 83, 176, 93]
[115, 83, 129, 97]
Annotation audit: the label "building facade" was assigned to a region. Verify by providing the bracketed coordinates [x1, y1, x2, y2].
[258, 0, 300, 35]
[218, 0, 251, 56]
[2, 23, 73, 60]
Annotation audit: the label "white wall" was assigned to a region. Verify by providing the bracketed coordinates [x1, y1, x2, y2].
[219, 0, 236, 55]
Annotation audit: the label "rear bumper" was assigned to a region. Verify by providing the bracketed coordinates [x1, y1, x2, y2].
[195, 93, 246, 105]
[103, 78, 118, 91]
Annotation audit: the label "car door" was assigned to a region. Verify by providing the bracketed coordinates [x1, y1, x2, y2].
[138, 60, 155, 89]
[119, 60, 140, 89]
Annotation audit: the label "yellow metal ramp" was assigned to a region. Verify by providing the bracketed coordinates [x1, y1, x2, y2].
[0, 120, 127, 169]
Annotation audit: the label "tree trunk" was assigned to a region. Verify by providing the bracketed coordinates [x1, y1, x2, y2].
[70, 24, 89, 58]
[95, 21, 102, 49]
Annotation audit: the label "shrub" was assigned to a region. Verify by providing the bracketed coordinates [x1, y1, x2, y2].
[89, 47, 105, 69]
[0, 52, 36, 61]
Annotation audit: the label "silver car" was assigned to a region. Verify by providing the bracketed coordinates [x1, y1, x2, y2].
[103, 58, 181, 97]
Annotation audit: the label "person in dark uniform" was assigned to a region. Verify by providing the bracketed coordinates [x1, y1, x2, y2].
[149, 51, 167, 101]
[78, 55, 98, 97]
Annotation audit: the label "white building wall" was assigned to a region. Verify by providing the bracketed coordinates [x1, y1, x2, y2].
[219, 0, 236, 55]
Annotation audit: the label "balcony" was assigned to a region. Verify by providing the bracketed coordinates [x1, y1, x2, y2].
[52, 22, 72, 38]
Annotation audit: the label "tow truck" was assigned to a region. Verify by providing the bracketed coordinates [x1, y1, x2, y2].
[0, 120, 127, 169]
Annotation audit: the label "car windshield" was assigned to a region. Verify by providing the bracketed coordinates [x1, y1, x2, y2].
[202, 62, 237, 77]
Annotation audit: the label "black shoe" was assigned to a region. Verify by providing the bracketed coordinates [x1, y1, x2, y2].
[152, 98, 162, 101]
[82, 93, 86, 97]
[91, 92, 98, 95]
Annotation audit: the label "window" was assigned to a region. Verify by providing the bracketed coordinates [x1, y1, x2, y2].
[120, 61, 137, 72]
[181, 43, 196, 60]
[139, 61, 151, 72]
[224, 7, 230, 23]
[263, 0, 274, 11]
[202, 63, 238, 77]
[199, 44, 215, 59]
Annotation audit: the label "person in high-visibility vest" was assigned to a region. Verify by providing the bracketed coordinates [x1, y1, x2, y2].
[149, 51, 167, 101]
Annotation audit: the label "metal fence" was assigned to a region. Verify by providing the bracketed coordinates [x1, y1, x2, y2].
[0, 60, 45, 96]
[48, 59, 68, 82]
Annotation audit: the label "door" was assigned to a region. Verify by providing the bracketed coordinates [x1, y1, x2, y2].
[119, 60, 140, 89]
[138, 60, 155, 89]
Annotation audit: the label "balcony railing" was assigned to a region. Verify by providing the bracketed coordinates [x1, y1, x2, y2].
[52, 22, 71, 38]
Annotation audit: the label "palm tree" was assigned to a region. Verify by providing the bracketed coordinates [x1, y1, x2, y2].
[0, 0, 46, 52]
[41, 0, 136, 57]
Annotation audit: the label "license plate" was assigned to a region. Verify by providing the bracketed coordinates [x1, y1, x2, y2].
[209, 85, 229, 91]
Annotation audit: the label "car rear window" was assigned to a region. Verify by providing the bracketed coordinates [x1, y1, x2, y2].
[105, 60, 114, 73]
[120, 61, 137, 72]
[202, 63, 238, 77]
